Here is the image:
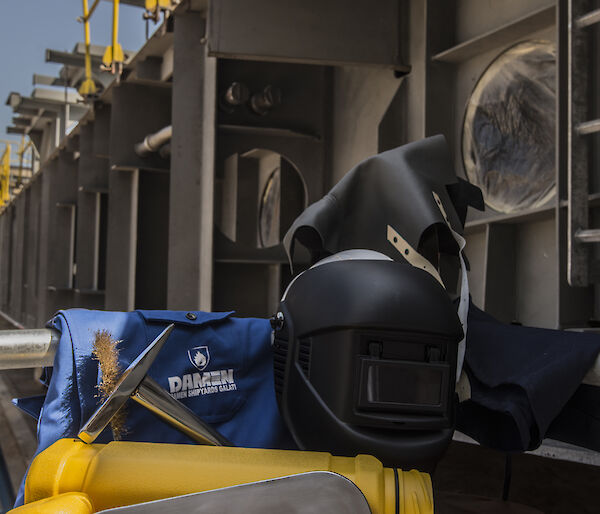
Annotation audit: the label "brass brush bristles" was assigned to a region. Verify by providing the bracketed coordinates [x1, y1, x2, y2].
[92, 330, 127, 440]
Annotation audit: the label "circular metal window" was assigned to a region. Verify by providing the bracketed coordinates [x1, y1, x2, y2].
[462, 41, 556, 214]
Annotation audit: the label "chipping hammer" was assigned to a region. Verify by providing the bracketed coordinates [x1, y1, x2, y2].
[0, 324, 231, 446]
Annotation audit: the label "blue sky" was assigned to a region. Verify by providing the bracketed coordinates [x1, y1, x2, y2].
[0, 1, 149, 142]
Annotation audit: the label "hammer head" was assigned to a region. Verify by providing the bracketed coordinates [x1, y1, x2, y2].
[78, 324, 175, 444]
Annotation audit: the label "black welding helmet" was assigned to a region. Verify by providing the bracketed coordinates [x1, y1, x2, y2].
[272, 250, 463, 472]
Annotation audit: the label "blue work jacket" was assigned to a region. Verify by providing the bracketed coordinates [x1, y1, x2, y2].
[14, 308, 292, 506]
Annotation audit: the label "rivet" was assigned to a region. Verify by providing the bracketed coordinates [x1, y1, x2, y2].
[186, 312, 197, 320]
[270, 311, 285, 331]
[404, 249, 409, 255]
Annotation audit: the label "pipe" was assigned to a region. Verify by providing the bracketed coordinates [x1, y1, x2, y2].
[0, 329, 59, 369]
[134, 125, 172, 157]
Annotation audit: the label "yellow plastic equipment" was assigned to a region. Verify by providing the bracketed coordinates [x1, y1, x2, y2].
[11, 493, 93, 513]
[16, 439, 433, 514]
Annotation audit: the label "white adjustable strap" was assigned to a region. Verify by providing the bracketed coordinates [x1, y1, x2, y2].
[387, 225, 444, 287]
[386, 192, 469, 383]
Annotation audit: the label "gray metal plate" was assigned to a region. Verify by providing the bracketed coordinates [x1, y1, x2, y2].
[98, 472, 371, 513]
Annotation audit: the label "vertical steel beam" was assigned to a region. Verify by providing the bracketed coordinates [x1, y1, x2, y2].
[401, 0, 427, 142]
[0, 210, 12, 313]
[48, 152, 78, 291]
[394, 0, 455, 142]
[93, 104, 111, 159]
[76, 124, 102, 291]
[168, 12, 216, 310]
[23, 181, 41, 327]
[9, 198, 25, 322]
[557, 0, 594, 326]
[566, 0, 591, 286]
[19, 190, 31, 322]
[423, 0, 456, 143]
[36, 161, 54, 326]
[76, 193, 101, 291]
[104, 168, 139, 310]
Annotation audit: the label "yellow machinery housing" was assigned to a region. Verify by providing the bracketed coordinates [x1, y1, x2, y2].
[13, 439, 433, 514]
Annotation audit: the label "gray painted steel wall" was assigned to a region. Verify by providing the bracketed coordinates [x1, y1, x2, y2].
[0, 0, 597, 333]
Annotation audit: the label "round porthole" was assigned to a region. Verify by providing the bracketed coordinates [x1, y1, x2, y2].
[462, 41, 556, 214]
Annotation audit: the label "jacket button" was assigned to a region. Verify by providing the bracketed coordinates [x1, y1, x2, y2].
[186, 312, 197, 320]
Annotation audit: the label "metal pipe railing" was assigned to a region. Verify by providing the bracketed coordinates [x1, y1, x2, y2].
[0, 329, 59, 369]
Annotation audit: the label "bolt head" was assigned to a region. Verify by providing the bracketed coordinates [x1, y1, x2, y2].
[270, 311, 285, 331]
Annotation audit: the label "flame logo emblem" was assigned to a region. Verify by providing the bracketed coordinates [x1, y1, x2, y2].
[188, 346, 210, 371]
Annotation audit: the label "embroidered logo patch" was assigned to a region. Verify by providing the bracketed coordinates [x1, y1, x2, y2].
[188, 346, 210, 371]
